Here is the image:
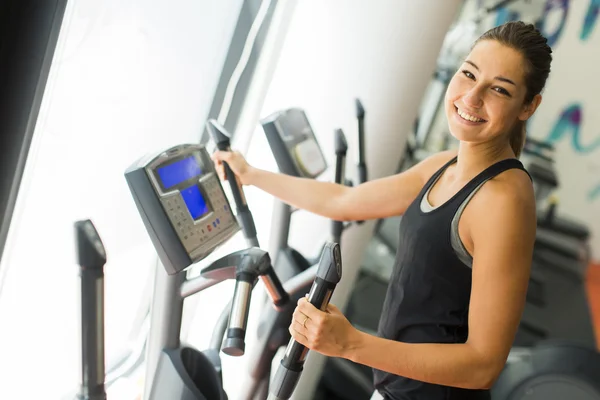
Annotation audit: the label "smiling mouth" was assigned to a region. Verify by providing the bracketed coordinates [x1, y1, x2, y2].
[455, 106, 486, 123]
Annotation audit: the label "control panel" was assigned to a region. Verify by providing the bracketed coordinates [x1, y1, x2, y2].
[261, 108, 327, 179]
[125, 144, 239, 275]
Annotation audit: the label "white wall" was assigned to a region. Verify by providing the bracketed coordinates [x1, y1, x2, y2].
[243, 1, 463, 398]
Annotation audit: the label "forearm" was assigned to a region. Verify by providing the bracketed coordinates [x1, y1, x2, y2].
[245, 167, 350, 220]
[347, 332, 495, 389]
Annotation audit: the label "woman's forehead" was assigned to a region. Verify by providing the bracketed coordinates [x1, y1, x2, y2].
[466, 40, 527, 86]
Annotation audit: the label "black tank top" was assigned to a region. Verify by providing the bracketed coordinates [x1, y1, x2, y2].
[373, 156, 529, 400]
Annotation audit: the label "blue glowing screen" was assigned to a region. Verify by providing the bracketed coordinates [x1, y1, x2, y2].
[180, 185, 210, 220]
[157, 156, 202, 190]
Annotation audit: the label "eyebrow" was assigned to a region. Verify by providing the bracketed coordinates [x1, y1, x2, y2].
[464, 60, 516, 86]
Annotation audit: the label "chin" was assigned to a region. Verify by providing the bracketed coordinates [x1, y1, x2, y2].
[448, 124, 473, 141]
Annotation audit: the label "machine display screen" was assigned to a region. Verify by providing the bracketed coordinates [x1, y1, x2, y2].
[180, 185, 210, 220]
[157, 155, 202, 190]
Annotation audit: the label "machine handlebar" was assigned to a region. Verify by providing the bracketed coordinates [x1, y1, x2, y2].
[206, 119, 259, 248]
[268, 242, 342, 400]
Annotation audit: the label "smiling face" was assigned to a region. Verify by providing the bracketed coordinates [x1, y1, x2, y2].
[445, 40, 537, 146]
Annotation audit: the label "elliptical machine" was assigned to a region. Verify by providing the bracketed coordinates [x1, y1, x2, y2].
[258, 102, 374, 399]
[199, 103, 368, 399]
[124, 140, 342, 400]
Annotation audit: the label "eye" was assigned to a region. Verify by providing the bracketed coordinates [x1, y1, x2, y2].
[493, 87, 511, 97]
[461, 69, 475, 80]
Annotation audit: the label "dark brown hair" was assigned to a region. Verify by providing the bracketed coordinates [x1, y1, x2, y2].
[474, 21, 553, 157]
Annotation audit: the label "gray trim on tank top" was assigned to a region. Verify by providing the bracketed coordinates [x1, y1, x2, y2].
[420, 174, 492, 268]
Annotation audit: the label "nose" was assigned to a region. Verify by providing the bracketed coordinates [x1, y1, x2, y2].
[462, 86, 483, 108]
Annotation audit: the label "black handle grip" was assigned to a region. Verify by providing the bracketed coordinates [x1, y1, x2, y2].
[356, 98, 367, 184]
[206, 119, 259, 247]
[358, 164, 367, 185]
[268, 243, 342, 400]
[333, 129, 347, 243]
[355, 98, 366, 168]
[334, 128, 347, 186]
[75, 219, 107, 269]
[355, 98, 367, 225]
[74, 219, 107, 400]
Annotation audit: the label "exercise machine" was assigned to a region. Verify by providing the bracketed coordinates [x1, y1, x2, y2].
[205, 120, 318, 400]
[124, 142, 342, 400]
[125, 143, 279, 399]
[492, 341, 600, 399]
[74, 219, 108, 400]
[260, 104, 374, 400]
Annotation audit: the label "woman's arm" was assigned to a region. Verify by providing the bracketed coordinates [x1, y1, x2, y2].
[212, 149, 457, 221]
[291, 170, 536, 389]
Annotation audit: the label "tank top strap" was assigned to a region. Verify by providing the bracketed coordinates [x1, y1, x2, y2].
[420, 155, 458, 195]
[451, 158, 530, 207]
[466, 158, 529, 189]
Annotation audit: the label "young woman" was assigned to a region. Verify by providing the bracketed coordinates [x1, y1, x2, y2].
[212, 21, 552, 400]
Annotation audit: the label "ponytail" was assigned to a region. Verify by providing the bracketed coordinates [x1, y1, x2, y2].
[509, 120, 526, 158]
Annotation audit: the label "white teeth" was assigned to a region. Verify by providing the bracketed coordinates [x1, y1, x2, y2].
[457, 108, 484, 123]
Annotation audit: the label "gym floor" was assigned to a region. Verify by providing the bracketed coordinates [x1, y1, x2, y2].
[586, 262, 600, 350]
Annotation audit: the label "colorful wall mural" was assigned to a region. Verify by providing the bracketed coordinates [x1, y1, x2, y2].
[492, 0, 600, 259]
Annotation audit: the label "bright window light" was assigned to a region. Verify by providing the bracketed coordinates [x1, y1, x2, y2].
[0, 0, 242, 399]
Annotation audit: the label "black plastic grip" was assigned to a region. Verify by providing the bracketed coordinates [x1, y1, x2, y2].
[206, 119, 247, 205]
[206, 119, 259, 249]
[75, 219, 107, 269]
[355, 98, 367, 184]
[333, 130, 347, 243]
[268, 243, 342, 400]
[358, 164, 367, 185]
[238, 206, 258, 247]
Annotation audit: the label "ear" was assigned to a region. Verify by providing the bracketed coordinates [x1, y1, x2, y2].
[518, 94, 542, 121]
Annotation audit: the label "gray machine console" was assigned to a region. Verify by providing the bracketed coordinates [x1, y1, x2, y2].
[261, 108, 328, 179]
[125, 144, 239, 275]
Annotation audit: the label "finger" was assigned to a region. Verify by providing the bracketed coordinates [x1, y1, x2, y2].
[297, 297, 320, 319]
[216, 165, 226, 181]
[291, 318, 309, 334]
[210, 150, 222, 161]
[211, 150, 232, 162]
[289, 326, 308, 347]
[293, 309, 311, 329]
[292, 308, 305, 323]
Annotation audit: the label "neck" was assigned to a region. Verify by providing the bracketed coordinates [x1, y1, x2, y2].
[455, 139, 514, 181]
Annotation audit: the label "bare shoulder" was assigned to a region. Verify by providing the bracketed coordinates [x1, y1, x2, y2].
[470, 166, 536, 230]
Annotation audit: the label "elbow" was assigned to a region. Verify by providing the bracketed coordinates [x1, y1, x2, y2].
[332, 187, 355, 222]
[470, 360, 505, 390]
